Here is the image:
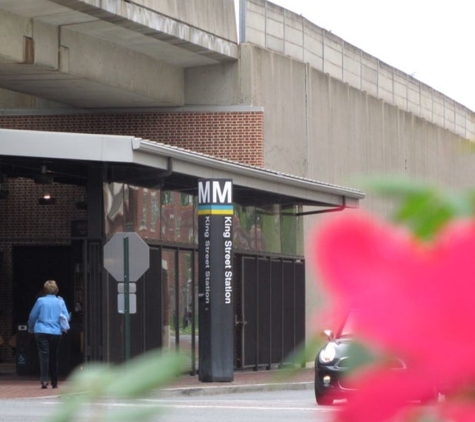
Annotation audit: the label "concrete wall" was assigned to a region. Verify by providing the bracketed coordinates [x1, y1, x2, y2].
[185, 62, 240, 105]
[240, 43, 475, 211]
[239, 41, 475, 338]
[244, 0, 475, 140]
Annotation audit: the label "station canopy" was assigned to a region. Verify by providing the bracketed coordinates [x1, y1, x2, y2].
[0, 128, 364, 212]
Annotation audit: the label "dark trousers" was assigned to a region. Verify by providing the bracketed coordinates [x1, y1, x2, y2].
[35, 333, 61, 386]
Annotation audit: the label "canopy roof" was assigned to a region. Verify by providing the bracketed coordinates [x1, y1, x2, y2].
[0, 128, 364, 209]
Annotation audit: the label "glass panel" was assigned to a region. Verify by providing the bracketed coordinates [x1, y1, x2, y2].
[178, 250, 193, 358]
[256, 205, 281, 253]
[162, 248, 176, 351]
[177, 193, 195, 244]
[192, 196, 199, 245]
[295, 206, 304, 256]
[162, 248, 196, 366]
[234, 204, 256, 251]
[104, 183, 163, 239]
[161, 191, 174, 242]
[126, 186, 161, 240]
[281, 205, 303, 255]
[104, 182, 126, 235]
[104, 185, 304, 256]
[162, 191, 194, 244]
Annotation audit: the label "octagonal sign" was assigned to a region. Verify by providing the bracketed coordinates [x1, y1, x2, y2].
[104, 232, 150, 281]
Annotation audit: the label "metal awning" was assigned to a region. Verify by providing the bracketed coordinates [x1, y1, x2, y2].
[0, 128, 364, 209]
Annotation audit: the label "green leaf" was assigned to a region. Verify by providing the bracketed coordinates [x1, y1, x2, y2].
[344, 341, 377, 373]
[394, 193, 453, 240]
[286, 336, 325, 366]
[48, 394, 88, 422]
[49, 365, 116, 422]
[361, 176, 433, 197]
[104, 350, 188, 398]
[65, 363, 116, 396]
[50, 351, 187, 422]
[361, 176, 475, 239]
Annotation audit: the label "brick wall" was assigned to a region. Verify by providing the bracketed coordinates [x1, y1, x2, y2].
[0, 111, 265, 167]
[1, 179, 86, 240]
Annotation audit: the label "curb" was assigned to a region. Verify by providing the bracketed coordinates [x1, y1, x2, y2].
[157, 381, 314, 397]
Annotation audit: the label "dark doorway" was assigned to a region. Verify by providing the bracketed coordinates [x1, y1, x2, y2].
[12, 245, 77, 376]
[12, 246, 74, 326]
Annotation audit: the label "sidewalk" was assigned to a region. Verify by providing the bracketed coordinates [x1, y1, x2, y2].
[0, 362, 314, 399]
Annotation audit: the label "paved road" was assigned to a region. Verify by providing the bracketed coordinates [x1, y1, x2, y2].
[0, 390, 340, 422]
[152, 390, 338, 422]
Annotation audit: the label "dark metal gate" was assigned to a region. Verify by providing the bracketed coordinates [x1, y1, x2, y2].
[235, 255, 305, 370]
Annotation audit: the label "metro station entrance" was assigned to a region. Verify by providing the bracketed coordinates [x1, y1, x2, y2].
[0, 129, 363, 374]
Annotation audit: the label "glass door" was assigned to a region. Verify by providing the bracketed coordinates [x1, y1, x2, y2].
[162, 247, 198, 373]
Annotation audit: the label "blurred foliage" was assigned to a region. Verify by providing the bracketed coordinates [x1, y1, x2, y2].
[301, 176, 475, 380]
[50, 350, 188, 422]
[344, 341, 377, 372]
[276, 335, 325, 381]
[364, 176, 475, 240]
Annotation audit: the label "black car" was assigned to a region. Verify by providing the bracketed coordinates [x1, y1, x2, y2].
[314, 314, 442, 406]
[314, 314, 408, 405]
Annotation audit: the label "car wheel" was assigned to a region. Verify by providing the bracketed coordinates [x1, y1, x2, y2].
[315, 392, 334, 405]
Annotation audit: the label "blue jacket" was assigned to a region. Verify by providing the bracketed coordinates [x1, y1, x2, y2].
[28, 295, 69, 335]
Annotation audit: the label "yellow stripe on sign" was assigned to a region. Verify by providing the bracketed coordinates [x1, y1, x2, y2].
[198, 209, 234, 215]
[198, 204, 233, 215]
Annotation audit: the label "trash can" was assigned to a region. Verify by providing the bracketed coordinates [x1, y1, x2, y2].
[15, 325, 39, 376]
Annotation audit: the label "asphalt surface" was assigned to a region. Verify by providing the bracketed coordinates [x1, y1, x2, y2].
[0, 362, 314, 399]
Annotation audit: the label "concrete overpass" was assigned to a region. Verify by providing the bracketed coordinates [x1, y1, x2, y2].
[0, 0, 238, 108]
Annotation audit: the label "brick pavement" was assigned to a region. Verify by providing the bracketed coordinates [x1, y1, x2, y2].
[0, 362, 314, 399]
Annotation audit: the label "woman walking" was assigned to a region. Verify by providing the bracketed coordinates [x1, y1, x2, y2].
[28, 280, 69, 389]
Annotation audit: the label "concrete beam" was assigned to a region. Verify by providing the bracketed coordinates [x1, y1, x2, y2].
[60, 28, 184, 106]
[0, 0, 238, 108]
[0, 6, 185, 107]
[47, 0, 238, 62]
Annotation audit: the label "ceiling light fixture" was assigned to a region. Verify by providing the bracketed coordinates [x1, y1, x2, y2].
[38, 193, 56, 205]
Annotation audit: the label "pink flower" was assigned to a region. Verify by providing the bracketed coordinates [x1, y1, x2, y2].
[310, 211, 475, 421]
[437, 400, 475, 422]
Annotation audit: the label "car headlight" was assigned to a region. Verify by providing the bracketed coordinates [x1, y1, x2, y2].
[319, 343, 336, 364]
